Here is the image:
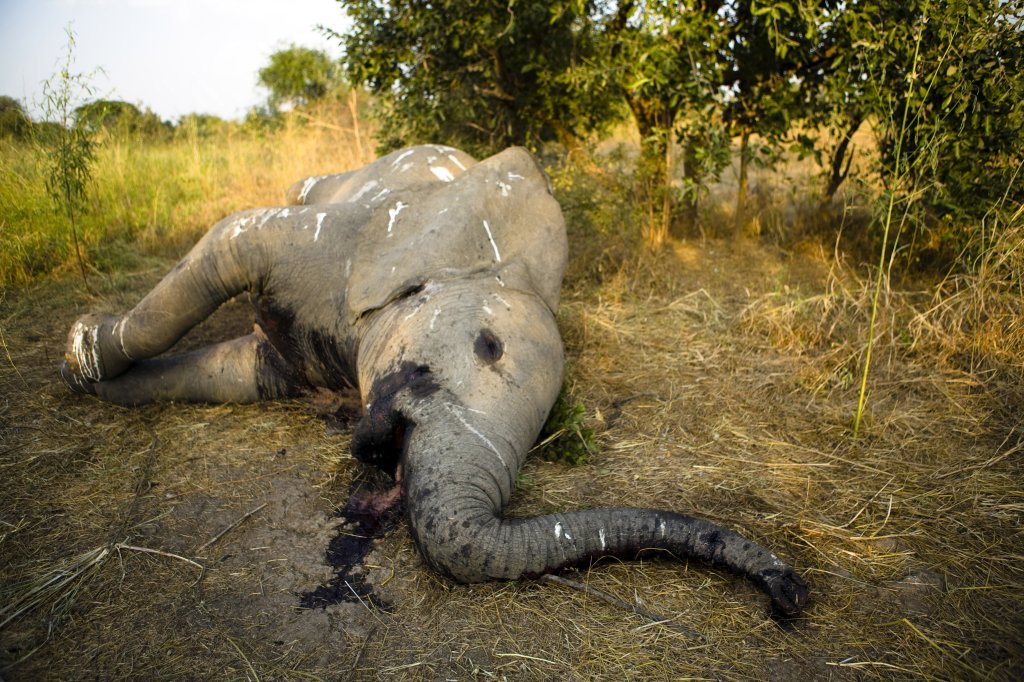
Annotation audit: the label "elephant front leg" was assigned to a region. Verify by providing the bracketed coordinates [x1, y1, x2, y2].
[62, 210, 270, 390]
[66, 333, 307, 405]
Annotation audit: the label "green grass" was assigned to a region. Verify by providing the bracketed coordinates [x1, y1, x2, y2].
[0, 106, 368, 287]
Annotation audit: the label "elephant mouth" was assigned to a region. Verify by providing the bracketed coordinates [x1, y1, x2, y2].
[351, 362, 437, 478]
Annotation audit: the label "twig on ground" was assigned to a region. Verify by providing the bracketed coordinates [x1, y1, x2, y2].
[196, 502, 268, 552]
[114, 543, 204, 572]
[540, 573, 705, 640]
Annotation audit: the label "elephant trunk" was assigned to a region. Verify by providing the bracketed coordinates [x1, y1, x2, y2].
[397, 394, 809, 615]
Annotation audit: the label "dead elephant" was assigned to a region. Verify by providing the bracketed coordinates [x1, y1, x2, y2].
[61, 145, 809, 615]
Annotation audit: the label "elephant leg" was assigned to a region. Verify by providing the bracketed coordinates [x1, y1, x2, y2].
[63, 210, 268, 386]
[65, 333, 305, 405]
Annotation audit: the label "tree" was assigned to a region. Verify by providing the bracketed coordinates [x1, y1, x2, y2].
[334, 0, 620, 156]
[718, 1, 840, 232]
[814, 0, 1023, 263]
[258, 45, 343, 112]
[175, 113, 231, 138]
[602, 2, 733, 243]
[0, 95, 31, 139]
[39, 27, 99, 288]
[74, 99, 170, 139]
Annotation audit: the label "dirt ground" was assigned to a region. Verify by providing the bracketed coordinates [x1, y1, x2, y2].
[1, 239, 1022, 680]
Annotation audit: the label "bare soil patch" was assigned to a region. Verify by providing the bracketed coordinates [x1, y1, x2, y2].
[1, 240, 1021, 680]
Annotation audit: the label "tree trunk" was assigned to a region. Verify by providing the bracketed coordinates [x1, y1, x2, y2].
[825, 114, 863, 201]
[660, 128, 674, 246]
[627, 96, 675, 247]
[735, 126, 751, 237]
[674, 135, 700, 239]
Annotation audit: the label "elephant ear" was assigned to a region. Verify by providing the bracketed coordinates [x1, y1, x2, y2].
[346, 147, 567, 317]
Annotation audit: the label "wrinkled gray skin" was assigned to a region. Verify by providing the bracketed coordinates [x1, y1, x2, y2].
[62, 145, 809, 615]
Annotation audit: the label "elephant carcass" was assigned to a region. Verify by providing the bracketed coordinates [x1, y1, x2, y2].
[61, 145, 809, 615]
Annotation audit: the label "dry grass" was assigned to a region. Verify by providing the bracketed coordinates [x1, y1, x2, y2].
[0, 100, 371, 286]
[1, 134, 1022, 680]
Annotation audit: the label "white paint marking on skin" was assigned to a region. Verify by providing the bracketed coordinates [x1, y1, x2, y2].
[391, 266, 396, 275]
[279, 208, 292, 218]
[429, 308, 441, 330]
[113, 317, 134, 361]
[229, 215, 255, 239]
[314, 212, 327, 241]
[493, 294, 512, 310]
[495, 275, 505, 287]
[430, 166, 455, 182]
[402, 294, 430, 321]
[447, 154, 466, 170]
[555, 523, 563, 540]
[370, 187, 391, 202]
[445, 403, 507, 469]
[482, 220, 502, 262]
[257, 208, 278, 228]
[297, 176, 320, 202]
[497, 181, 511, 197]
[433, 144, 455, 154]
[659, 520, 667, 538]
[82, 325, 96, 378]
[507, 172, 525, 181]
[599, 528, 607, 551]
[438, 207, 449, 215]
[391, 149, 416, 167]
[482, 305, 493, 316]
[426, 155, 438, 163]
[347, 180, 379, 203]
[564, 527, 573, 541]
[75, 324, 102, 381]
[399, 162, 414, 174]
[387, 201, 409, 235]
[345, 259, 352, 277]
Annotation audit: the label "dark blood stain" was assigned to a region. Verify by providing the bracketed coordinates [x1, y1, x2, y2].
[299, 472, 404, 610]
[254, 295, 297, 359]
[474, 328, 504, 364]
[253, 295, 309, 398]
[306, 327, 358, 391]
[352, 362, 437, 476]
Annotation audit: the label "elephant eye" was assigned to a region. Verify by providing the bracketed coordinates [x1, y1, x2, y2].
[474, 328, 504, 364]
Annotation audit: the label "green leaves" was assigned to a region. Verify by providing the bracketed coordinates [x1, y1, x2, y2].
[258, 45, 343, 112]
[336, 0, 620, 155]
[536, 388, 597, 466]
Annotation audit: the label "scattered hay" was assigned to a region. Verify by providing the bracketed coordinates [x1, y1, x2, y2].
[1, 233, 1022, 680]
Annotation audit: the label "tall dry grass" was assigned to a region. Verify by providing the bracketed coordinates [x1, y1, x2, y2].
[0, 101, 371, 287]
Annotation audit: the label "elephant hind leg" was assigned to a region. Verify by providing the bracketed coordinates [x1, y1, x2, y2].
[64, 333, 307, 406]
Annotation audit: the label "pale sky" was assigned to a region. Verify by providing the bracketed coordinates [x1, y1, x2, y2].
[0, 0, 349, 122]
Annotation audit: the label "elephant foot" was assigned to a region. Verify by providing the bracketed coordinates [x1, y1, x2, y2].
[63, 312, 133, 387]
[60, 360, 97, 395]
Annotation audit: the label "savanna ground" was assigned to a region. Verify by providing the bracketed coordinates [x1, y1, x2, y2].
[1, 111, 1022, 680]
